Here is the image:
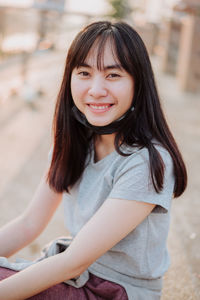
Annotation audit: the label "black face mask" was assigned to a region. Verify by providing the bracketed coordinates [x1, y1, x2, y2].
[71, 105, 134, 135]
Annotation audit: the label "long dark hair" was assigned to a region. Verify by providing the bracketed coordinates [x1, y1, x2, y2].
[47, 21, 187, 197]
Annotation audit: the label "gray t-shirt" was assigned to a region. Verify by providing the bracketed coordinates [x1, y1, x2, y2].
[62, 144, 174, 299]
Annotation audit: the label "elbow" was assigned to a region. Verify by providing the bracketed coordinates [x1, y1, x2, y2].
[75, 264, 89, 277]
[62, 251, 91, 279]
[68, 260, 90, 279]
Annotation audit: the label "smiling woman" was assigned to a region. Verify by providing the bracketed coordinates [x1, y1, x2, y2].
[70, 40, 134, 127]
[0, 21, 187, 300]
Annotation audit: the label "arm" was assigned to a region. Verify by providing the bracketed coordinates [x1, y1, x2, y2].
[0, 171, 62, 258]
[0, 198, 155, 299]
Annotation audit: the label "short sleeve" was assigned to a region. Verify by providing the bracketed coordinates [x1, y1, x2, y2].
[108, 148, 175, 213]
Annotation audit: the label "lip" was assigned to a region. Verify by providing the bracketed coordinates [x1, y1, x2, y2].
[87, 103, 114, 113]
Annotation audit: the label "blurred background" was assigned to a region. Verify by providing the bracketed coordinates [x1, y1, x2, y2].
[0, 0, 199, 299]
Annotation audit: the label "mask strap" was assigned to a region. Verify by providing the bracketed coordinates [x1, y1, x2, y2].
[71, 105, 134, 135]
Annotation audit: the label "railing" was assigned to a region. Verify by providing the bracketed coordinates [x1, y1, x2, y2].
[0, 5, 101, 105]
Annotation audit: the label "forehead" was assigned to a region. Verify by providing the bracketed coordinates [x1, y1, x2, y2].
[83, 39, 120, 69]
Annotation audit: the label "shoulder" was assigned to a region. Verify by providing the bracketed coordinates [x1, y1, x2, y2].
[108, 143, 174, 213]
[116, 142, 173, 172]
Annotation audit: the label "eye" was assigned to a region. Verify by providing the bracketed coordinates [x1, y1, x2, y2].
[107, 73, 121, 78]
[78, 71, 90, 77]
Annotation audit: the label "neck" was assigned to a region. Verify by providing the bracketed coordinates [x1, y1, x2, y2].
[95, 133, 116, 149]
[94, 134, 116, 162]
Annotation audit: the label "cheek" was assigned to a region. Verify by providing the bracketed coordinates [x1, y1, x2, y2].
[128, 85, 134, 101]
[125, 80, 134, 102]
[70, 76, 78, 101]
[71, 85, 83, 110]
[71, 78, 86, 102]
[70, 79, 87, 114]
[117, 81, 134, 104]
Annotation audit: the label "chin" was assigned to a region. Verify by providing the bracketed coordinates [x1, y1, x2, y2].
[88, 119, 111, 127]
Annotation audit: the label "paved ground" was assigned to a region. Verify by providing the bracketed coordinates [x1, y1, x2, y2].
[153, 58, 200, 299]
[0, 45, 199, 299]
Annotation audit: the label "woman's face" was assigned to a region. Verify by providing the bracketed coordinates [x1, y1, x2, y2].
[70, 41, 134, 127]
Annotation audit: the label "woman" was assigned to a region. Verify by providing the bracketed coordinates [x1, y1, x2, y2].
[0, 21, 187, 299]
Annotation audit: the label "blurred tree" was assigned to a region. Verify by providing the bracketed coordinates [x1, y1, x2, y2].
[107, 0, 132, 20]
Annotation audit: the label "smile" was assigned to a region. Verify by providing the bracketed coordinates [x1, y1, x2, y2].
[89, 104, 112, 109]
[87, 104, 113, 113]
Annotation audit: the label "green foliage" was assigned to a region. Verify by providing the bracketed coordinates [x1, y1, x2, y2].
[107, 0, 131, 19]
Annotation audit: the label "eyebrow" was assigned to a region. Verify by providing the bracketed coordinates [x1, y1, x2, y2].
[77, 62, 122, 70]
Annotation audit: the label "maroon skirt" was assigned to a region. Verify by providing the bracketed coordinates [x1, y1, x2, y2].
[0, 267, 128, 299]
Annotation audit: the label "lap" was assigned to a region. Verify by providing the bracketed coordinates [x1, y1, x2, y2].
[0, 267, 128, 300]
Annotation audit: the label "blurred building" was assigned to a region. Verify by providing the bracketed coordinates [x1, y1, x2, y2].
[159, 0, 200, 92]
[128, 0, 180, 56]
[174, 0, 200, 92]
[129, 0, 200, 93]
[0, 0, 199, 93]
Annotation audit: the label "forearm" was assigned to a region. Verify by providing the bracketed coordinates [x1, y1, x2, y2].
[0, 215, 39, 258]
[0, 178, 62, 258]
[0, 251, 84, 300]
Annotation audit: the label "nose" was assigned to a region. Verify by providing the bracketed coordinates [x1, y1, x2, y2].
[88, 77, 107, 98]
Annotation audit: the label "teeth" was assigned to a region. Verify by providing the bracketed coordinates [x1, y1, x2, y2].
[90, 105, 111, 109]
